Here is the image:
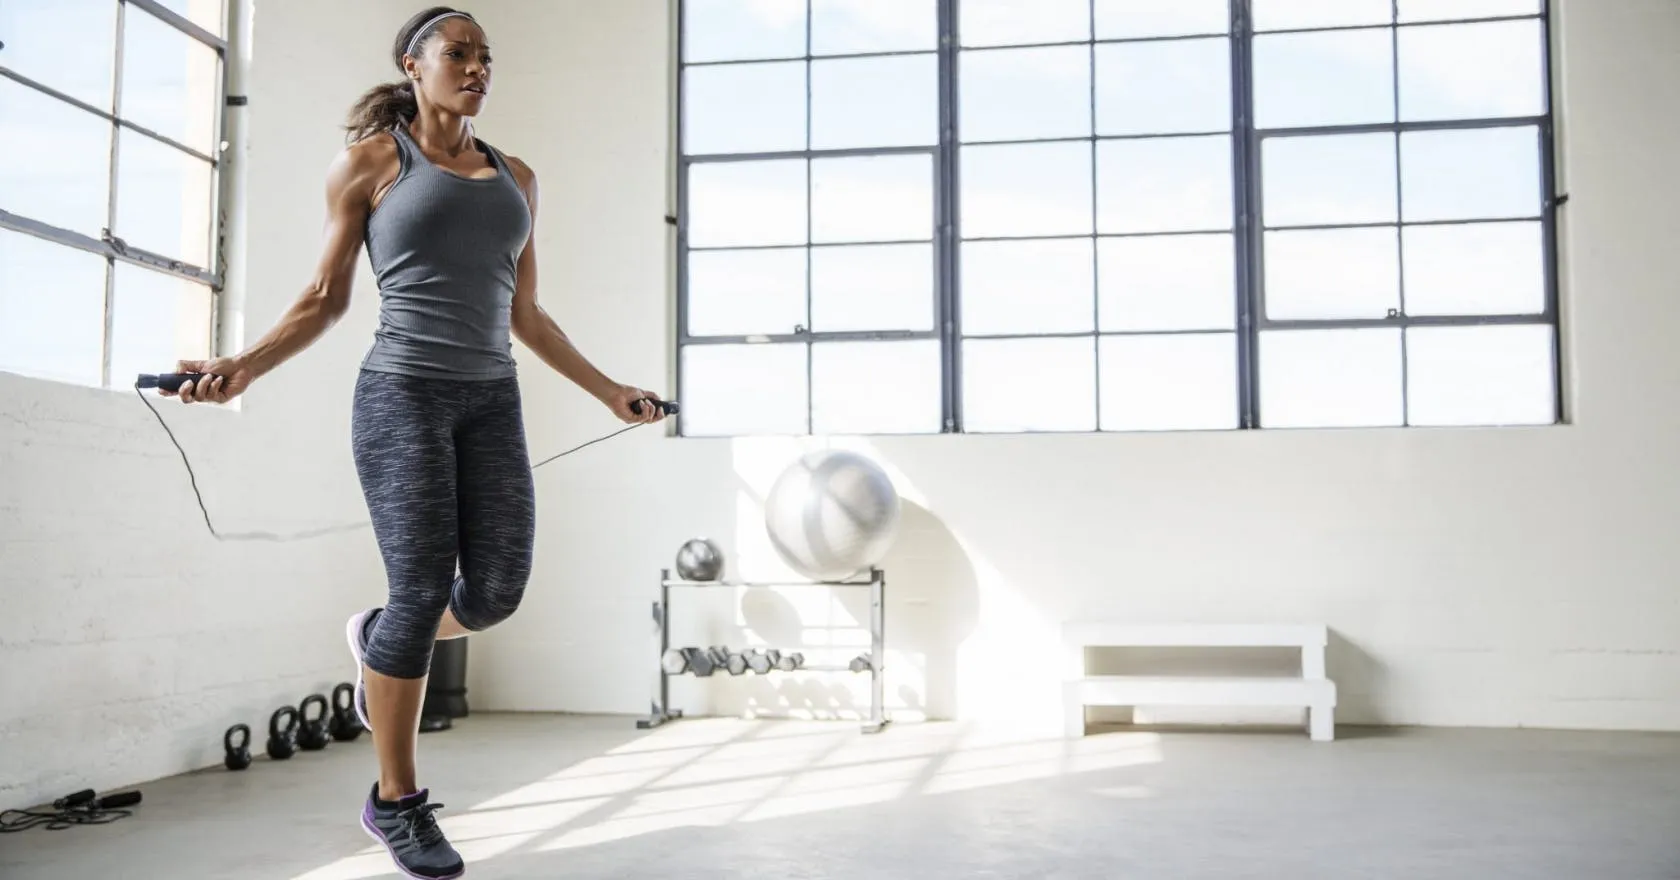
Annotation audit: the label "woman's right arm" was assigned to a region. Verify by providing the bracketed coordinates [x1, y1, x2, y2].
[168, 142, 382, 404]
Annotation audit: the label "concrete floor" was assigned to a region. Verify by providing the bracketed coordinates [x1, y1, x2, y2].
[2, 714, 1678, 879]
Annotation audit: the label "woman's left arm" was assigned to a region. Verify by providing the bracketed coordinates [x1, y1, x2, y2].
[505, 155, 663, 424]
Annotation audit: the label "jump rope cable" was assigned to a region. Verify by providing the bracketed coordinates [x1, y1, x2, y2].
[0, 790, 141, 833]
[134, 381, 651, 543]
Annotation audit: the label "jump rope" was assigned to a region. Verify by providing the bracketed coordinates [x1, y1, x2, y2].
[133, 371, 677, 543]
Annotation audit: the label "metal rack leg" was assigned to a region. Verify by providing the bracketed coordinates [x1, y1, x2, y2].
[638, 568, 683, 730]
[862, 568, 890, 734]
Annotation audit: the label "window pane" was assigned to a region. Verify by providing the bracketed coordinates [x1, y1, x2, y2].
[1262, 133, 1397, 226]
[683, 0, 806, 63]
[960, 0, 1090, 47]
[1097, 136, 1232, 234]
[961, 238, 1094, 335]
[811, 0, 937, 54]
[686, 248, 807, 336]
[1254, 30, 1394, 129]
[1095, 0, 1229, 39]
[1095, 38, 1231, 136]
[0, 0, 117, 109]
[1400, 127, 1539, 222]
[1398, 20, 1546, 122]
[1263, 227, 1399, 320]
[963, 337, 1096, 433]
[1098, 234, 1234, 331]
[108, 262, 212, 389]
[153, 0, 226, 36]
[121, 7, 221, 155]
[0, 78, 112, 238]
[1406, 324, 1554, 426]
[684, 61, 806, 154]
[960, 46, 1091, 142]
[811, 243, 935, 332]
[811, 154, 932, 244]
[0, 230, 107, 387]
[681, 343, 809, 435]
[961, 142, 1093, 238]
[1403, 221, 1544, 316]
[1252, 0, 1392, 31]
[811, 55, 938, 150]
[1260, 328, 1403, 428]
[1099, 333, 1237, 431]
[115, 131, 214, 267]
[812, 340, 941, 434]
[1398, 0, 1542, 23]
[687, 159, 807, 248]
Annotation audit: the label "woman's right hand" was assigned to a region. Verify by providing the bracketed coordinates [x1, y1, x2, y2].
[160, 357, 254, 404]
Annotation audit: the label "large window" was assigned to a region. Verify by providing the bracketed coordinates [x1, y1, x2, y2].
[1, 0, 229, 390]
[674, 0, 1559, 436]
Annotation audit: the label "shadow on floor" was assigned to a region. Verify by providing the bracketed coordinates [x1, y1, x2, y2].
[3, 713, 1678, 880]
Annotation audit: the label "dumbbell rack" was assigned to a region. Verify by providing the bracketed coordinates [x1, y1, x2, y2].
[638, 566, 889, 735]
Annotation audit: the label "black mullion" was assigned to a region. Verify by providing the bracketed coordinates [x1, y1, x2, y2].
[1259, 115, 1547, 139]
[686, 47, 937, 67]
[1234, 0, 1261, 428]
[1089, 0, 1101, 430]
[939, 0, 963, 432]
[102, 0, 129, 389]
[1254, 13, 1539, 38]
[1538, 0, 1564, 423]
[1391, 0, 1409, 424]
[674, 0, 690, 435]
[804, 0, 814, 435]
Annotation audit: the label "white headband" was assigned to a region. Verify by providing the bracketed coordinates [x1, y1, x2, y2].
[406, 11, 472, 58]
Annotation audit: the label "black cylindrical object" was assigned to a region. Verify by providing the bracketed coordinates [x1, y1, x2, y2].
[422, 637, 470, 721]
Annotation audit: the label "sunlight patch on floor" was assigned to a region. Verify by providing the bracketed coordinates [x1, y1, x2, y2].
[292, 720, 1162, 878]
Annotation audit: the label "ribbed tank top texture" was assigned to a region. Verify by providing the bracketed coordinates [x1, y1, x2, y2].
[360, 123, 532, 380]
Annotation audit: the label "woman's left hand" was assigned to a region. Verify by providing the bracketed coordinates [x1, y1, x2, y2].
[603, 382, 667, 424]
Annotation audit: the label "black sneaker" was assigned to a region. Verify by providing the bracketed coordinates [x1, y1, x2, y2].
[359, 784, 464, 879]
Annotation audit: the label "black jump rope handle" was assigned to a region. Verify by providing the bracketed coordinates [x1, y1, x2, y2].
[140, 372, 678, 415]
[136, 372, 210, 390]
[630, 398, 679, 416]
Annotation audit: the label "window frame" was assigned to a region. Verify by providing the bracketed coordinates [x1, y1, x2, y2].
[0, 0, 232, 390]
[674, 0, 1562, 436]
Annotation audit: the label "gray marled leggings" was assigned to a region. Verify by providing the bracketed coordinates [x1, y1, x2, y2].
[351, 369, 535, 679]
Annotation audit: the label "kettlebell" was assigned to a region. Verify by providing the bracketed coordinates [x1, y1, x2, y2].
[266, 706, 300, 760]
[224, 723, 252, 771]
[328, 682, 364, 742]
[297, 693, 331, 751]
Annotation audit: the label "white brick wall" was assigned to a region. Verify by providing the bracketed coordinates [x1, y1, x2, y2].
[466, 0, 1680, 734]
[0, 0, 408, 811]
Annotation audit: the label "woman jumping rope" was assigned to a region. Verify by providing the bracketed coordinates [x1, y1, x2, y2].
[161, 7, 664, 877]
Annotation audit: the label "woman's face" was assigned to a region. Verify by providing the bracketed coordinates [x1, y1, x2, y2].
[407, 17, 492, 117]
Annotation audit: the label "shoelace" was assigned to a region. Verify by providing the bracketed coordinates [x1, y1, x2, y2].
[398, 801, 448, 849]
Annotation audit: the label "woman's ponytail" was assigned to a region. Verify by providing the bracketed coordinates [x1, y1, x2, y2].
[344, 80, 418, 144]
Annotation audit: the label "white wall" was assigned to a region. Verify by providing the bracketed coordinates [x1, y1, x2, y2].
[469, 0, 1680, 734]
[0, 0, 406, 811]
[4, 0, 1673, 813]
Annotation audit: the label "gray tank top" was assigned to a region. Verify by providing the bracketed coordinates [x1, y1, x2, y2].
[360, 124, 531, 380]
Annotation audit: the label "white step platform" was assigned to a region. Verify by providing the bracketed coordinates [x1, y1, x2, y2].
[1062, 623, 1337, 741]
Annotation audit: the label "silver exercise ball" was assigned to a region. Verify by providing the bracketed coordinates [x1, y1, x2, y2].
[675, 537, 724, 581]
[763, 449, 901, 582]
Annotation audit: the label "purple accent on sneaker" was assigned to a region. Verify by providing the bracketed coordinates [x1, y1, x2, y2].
[345, 608, 379, 732]
[361, 808, 463, 880]
[361, 785, 464, 880]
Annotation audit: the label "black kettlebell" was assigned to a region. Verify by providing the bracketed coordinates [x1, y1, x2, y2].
[224, 723, 252, 771]
[297, 694, 331, 751]
[266, 706, 300, 760]
[328, 682, 364, 742]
